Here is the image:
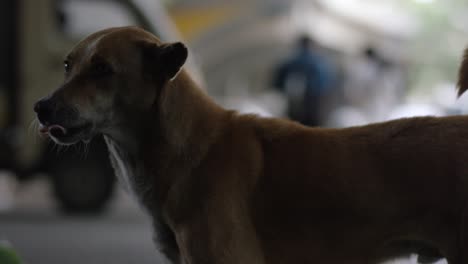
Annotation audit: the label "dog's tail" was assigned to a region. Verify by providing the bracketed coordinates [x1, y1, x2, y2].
[458, 48, 468, 97]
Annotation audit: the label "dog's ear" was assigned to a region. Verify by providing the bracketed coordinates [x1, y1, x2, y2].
[458, 48, 468, 97]
[140, 41, 188, 81]
[160, 42, 188, 80]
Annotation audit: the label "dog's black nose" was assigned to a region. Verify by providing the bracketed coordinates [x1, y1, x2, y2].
[34, 98, 54, 125]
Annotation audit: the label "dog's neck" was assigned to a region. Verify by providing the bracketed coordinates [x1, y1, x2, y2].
[103, 70, 227, 204]
[158, 70, 226, 157]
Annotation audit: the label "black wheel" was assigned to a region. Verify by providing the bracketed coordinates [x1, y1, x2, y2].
[48, 136, 115, 214]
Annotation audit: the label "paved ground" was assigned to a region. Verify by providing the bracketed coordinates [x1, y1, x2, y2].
[0, 212, 166, 264]
[0, 176, 167, 264]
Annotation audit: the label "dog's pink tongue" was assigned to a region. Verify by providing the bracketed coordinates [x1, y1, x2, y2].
[39, 126, 49, 134]
[48, 125, 67, 137]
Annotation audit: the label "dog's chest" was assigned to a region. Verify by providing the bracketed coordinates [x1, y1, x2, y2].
[103, 137, 181, 262]
[104, 137, 143, 197]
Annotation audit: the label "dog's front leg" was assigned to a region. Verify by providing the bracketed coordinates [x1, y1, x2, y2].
[173, 211, 265, 264]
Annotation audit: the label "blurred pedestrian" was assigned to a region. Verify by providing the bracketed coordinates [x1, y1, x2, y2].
[272, 35, 336, 126]
[344, 46, 405, 122]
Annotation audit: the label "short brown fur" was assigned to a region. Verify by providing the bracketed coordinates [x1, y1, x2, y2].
[35, 27, 468, 264]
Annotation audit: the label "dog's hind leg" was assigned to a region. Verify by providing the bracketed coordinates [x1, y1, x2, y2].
[433, 232, 461, 264]
[440, 202, 467, 264]
[457, 203, 468, 264]
[416, 246, 444, 263]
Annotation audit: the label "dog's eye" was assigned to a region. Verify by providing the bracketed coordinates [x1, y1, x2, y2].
[92, 62, 113, 77]
[64, 60, 71, 73]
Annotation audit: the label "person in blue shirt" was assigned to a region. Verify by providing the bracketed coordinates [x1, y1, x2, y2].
[273, 35, 336, 126]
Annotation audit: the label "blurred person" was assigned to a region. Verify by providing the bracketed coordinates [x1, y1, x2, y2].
[344, 46, 405, 122]
[272, 35, 336, 126]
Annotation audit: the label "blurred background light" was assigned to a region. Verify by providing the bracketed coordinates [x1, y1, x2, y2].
[413, 0, 436, 4]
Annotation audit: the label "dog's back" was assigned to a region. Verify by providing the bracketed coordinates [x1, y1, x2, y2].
[214, 114, 468, 263]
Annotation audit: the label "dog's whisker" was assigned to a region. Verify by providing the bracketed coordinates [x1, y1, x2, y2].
[72, 143, 80, 156]
[80, 143, 87, 159]
[76, 143, 88, 160]
[77, 143, 83, 158]
[57, 144, 65, 155]
[49, 140, 58, 155]
[65, 145, 71, 154]
[28, 118, 36, 133]
[54, 142, 59, 154]
[83, 141, 91, 159]
[55, 144, 61, 155]
[28, 118, 40, 144]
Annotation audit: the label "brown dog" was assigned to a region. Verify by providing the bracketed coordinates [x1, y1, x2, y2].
[34, 26, 468, 264]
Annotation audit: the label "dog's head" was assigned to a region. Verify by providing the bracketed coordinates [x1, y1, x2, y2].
[34, 26, 188, 145]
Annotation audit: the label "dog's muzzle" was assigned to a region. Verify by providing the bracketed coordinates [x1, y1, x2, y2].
[34, 97, 91, 144]
[34, 98, 54, 126]
[34, 98, 66, 138]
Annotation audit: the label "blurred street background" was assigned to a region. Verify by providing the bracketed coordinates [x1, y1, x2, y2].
[1, 0, 468, 263]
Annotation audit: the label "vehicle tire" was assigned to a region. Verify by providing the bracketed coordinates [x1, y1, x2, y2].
[48, 136, 115, 214]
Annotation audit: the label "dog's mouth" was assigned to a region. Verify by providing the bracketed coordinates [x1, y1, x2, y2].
[39, 122, 93, 145]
